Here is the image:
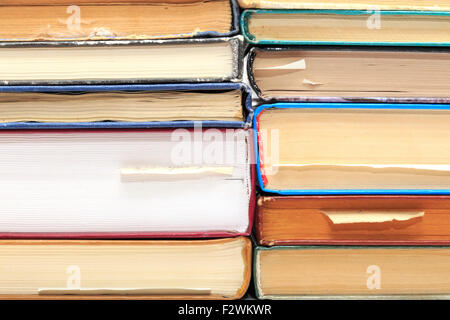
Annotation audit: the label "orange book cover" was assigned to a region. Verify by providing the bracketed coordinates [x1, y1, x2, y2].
[0, 237, 252, 300]
[0, 0, 236, 41]
[256, 195, 450, 246]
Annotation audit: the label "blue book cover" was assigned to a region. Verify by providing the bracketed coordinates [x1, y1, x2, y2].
[0, 83, 252, 129]
[253, 103, 450, 195]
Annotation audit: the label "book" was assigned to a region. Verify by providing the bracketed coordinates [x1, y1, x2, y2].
[254, 245, 450, 299]
[0, 0, 239, 41]
[241, 10, 450, 46]
[254, 103, 450, 194]
[0, 83, 252, 129]
[256, 195, 450, 246]
[0, 237, 251, 299]
[237, 0, 450, 11]
[0, 37, 243, 84]
[247, 47, 450, 103]
[0, 128, 254, 238]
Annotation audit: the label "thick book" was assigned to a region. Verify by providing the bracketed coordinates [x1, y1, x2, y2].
[247, 47, 450, 103]
[0, 129, 254, 238]
[0, 83, 252, 129]
[0, 36, 243, 85]
[256, 195, 450, 246]
[237, 0, 450, 11]
[0, 0, 239, 41]
[254, 245, 450, 299]
[0, 237, 251, 299]
[254, 103, 450, 195]
[241, 10, 450, 46]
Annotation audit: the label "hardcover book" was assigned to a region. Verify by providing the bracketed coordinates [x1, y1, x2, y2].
[0, 128, 254, 238]
[255, 245, 450, 299]
[0, 237, 251, 299]
[237, 0, 450, 11]
[241, 10, 450, 46]
[0, 0, 239, 41]
[247, 47, 450, 103]
[254, 103, 450, 194]
[256, 195, 450, 246]
[0, 36, 243, 85]
[0, 83, 252, 129]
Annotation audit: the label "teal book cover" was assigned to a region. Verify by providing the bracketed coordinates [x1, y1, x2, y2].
[241, 9, 450, 46]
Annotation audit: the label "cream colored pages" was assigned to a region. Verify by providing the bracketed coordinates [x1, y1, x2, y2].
[257, 247, 450, 297]
[258, 108, 450, 190]
[239, 0, 450, 10]
[0, 41, 234, 82]
[0, 238, 248, 297]
[247, 13, 450, 44]
[0, 90, 242, 122]
[252, 50, 450, 99]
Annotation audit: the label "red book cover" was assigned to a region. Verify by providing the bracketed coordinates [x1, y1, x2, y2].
[0, 128, 254, 239]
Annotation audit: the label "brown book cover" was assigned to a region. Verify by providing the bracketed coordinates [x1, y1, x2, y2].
[256, 195, 450, 246]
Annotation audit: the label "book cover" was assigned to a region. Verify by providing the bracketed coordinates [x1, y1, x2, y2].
[254, 245, 450, 299]
[0, 0, 240, 41]
[0, 237, 252, 300]
[0, 128, 255, 238]
[241, 9, 450, 46]
[0, 83, 253, 129]
[254, 103, 450, 195]
[247, 46, 450, 104]
[0, 36, 243, 85]
[256, 195, 450, 246]
[237, 0, 450, 11]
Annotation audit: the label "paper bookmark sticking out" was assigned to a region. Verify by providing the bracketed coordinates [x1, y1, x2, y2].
[120, 166, 235, 182]
[320, 209, 425, 231]
[38, 288, 212, 296]
[302, 78, 324, 86]
[258, 58, 306, 70]
[321, 210, 425, 225]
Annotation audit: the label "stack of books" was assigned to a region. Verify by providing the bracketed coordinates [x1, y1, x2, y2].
[0, 0, 253, 299]
[242, 0, 450, 299]
[1, 0, 450, 301]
